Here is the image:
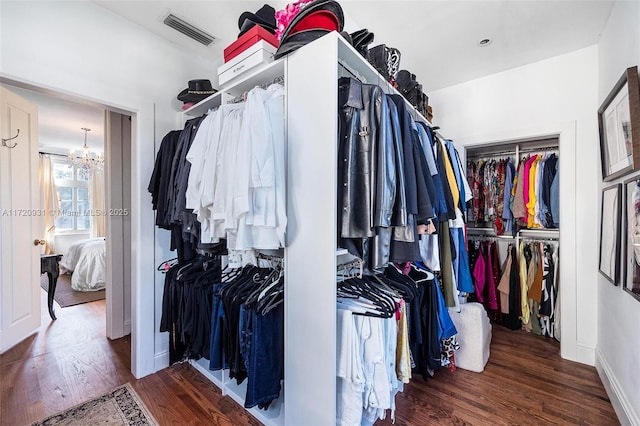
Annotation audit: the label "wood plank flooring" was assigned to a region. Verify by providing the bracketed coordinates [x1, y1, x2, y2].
[1, 291, 618, 425]
[376, 328, 618, 425]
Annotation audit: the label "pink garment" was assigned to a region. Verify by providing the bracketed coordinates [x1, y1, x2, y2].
[485, 242, 499, 311]
[472, 251, 486, 303]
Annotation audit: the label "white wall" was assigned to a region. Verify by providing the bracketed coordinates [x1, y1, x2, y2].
[0, 1, 215, 377]
[429, 45, 600, 365]
[596, 1, 640, 424]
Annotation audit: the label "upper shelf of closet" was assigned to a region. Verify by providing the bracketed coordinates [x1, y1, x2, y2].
[466, 137, 558, 160]
[336, 34, 432, 126]
[184, 32, 434, 129]
[183, 58, 286, 117]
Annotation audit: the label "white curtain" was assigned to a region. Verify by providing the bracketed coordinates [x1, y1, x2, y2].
[39, 154, 58, 254]
[89, 168, 105, 238]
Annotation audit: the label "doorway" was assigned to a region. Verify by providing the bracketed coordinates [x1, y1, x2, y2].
[1, 82, 132, 342]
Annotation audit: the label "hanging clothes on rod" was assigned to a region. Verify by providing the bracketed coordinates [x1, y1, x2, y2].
[467, 149, 559, 235]
[149, 117, 207, 263]
[466, 156, 516, 234]
[467, 238, 501, 321]
[208, 257, 284, 410]
[159, 252, 224, 364]
[468, 234, 560, 338]
[336, 260, 459, 425]
[515, 239, 559, 338]
[511, 153, 559, 230]
[150, 83, 287, 267]
[336, 76, 475, 310]
[183, 83, 287, 267]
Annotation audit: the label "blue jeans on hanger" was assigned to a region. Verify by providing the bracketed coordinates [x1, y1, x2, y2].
[244, 304, 284, 409]
[209, 286, 227, 370]
[239, 305, 253, 372]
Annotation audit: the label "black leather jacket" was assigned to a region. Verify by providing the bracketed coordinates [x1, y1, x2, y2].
[337, 77, 398, 239]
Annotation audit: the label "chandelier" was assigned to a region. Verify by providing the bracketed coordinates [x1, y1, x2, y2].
[68, 127, 104, 171]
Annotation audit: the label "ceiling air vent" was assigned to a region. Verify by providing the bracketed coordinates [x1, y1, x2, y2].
[163, 13, 215, 46]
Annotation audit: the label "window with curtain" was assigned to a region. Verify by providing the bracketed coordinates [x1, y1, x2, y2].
[52, 159, 90, 232]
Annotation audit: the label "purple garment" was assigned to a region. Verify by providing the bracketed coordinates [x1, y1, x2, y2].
[485, 242, 499, 310]
[472, 250, 486, 303]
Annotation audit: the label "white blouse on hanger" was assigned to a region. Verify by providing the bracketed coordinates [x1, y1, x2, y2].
[184, 84, 287, 256]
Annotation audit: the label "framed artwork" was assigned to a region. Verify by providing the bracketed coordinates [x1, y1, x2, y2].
[598, 66, 640, 181]
[599, 184, 621, 285]
[623, 177, 640, 301]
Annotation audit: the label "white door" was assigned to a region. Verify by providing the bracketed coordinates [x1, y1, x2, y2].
[0, 87, 41, 353]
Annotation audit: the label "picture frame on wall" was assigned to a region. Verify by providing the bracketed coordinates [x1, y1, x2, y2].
[623, 177, 640, 301]
[598, 65, 640, 181]
[599, 184, 621, 285]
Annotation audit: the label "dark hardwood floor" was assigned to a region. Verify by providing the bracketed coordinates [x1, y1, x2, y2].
[1, 291, 618, 425]
[376, 328, 619, 425]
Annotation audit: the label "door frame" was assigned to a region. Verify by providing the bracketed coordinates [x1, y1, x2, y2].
[105, 111, 132, 340]
[0, 76, 156, 378]
[457, 121, 582, 363]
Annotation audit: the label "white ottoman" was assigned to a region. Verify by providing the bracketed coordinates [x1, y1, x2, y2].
[448, 302, 492, 372]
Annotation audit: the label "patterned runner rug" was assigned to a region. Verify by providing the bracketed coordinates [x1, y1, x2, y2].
[32, 383, 157, 425]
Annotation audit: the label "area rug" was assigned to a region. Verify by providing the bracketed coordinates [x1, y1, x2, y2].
[40, 273, 105, 308]
[32, 383, 158, 426]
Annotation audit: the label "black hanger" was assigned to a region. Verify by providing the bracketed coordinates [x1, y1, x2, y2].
[245, 268, 280, 308]
[157, 258, 179, 273]
[256, 276, 284, 314]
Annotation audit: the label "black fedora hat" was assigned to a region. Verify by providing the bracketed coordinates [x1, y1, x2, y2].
[278, 0, 343, 45]
[274, 0, 343, 59]
[238, 4, 276, 36]
[177, 79, 217, 103]
[239, 17, 276, 37]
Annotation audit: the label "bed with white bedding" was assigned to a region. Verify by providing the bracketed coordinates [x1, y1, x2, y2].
[59, 237, 106, 291]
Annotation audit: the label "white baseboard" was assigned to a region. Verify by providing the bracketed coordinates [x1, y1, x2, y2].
[575, 343, 596, 366]
[596, 348, 639, 426]
[154, 350, 169, 372]
[123, 320, 131, 336]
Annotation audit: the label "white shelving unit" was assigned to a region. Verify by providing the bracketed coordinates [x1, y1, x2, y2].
[179, 31, 438, 425]
[190, 359, 285, 425]
[183, 58, 285, 117]
[183, 53, 288, 426]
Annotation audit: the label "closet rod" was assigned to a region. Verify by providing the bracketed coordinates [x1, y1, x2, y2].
[466, 227, 497, 234]
[228, 74, 286, 104]
[518, 145, 559, 155]
[338, 60, 367, 84]
[467, 234, 515, 241]
[467, 150, 516, 160]
[520, 237, 559, 244]
[468, 144, 558, 161]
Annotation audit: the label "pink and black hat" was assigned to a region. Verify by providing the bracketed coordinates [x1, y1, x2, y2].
[274, 0, 344, 59]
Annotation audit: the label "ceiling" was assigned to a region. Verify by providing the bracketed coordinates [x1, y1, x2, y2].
[4, 1, 614, 153]
[95, 0, 615, 92]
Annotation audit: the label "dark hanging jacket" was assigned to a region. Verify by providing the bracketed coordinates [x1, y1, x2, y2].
[148, 130, 181, 229]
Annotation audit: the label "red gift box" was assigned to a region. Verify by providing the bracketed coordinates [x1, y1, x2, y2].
[224, 26, 279, 63]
